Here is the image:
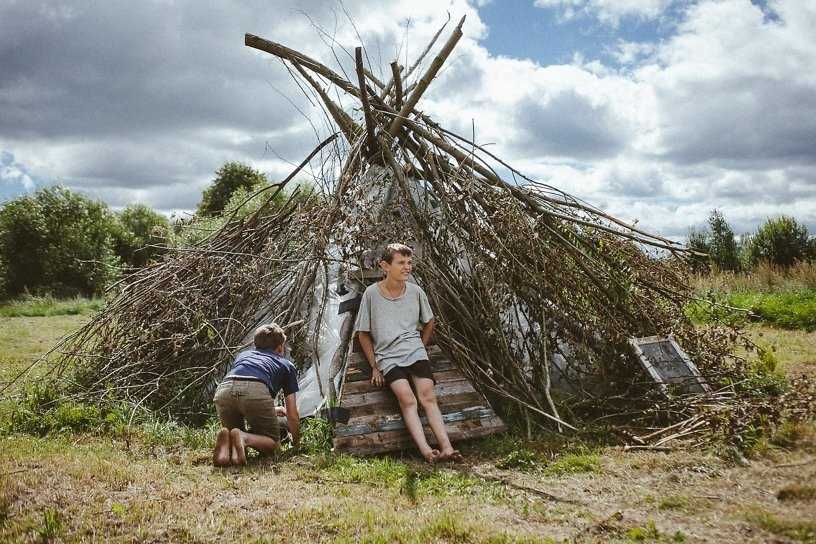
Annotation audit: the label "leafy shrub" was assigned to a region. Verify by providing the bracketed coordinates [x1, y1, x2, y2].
[0, 186, 120, 299]
[746, 216, 810, 268]
[197, 161, 268, 216]
[113, 203, 170, 268]
[5, 382, 122, 436]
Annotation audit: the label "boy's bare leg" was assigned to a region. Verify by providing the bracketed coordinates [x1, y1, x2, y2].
[389, 379, 439, 462]
[412, 376, 461, 462]
[213, 427, 231, 467]
[230, 428, 278, 464]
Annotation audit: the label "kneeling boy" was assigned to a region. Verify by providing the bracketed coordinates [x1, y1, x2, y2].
[212, 323, 300, 466]
[355, 243, 461, 462]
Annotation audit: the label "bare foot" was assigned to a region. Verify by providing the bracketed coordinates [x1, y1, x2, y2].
[212, 427, 231, 467]
[230, 428, 247, 466]
[438, 449, 463, 462]
[421, 448, 440, 463]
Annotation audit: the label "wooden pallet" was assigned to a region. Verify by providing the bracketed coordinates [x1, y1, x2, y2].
[332, 345, 507, 455]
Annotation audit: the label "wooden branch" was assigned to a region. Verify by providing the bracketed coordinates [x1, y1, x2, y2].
[245, 33, 361, 100]
[364, 68, 385, 90]
[404, 13, 451, 82]
[290, 59, 359, 144]
[355, 47, 379, 157]
[390, 61, 403, 110]
[388, 15, 465, 137]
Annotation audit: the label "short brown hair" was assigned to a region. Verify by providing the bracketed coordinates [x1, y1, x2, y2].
[254, 323, 286, 350]
[380, 243, 413, 264]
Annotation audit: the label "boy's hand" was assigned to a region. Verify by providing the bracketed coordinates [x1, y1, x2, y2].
[371, 368, 384, 387]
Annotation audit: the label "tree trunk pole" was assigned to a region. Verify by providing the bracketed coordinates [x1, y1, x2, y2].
[387, 15, 465, 137]
[355, 46, 379, 157]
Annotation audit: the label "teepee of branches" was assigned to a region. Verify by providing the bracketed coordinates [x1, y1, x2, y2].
[8, 15, 807, 446]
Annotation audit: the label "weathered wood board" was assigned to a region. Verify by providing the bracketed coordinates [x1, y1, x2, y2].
[630, 335, 711, 395]
[333, 345, 507, 454]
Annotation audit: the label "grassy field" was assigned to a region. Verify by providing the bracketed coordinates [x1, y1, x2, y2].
[1, 310, 815, 542]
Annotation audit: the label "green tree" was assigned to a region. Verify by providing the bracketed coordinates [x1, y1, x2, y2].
[686, 226, 711, 273]
[0, 187, 120, 299]
[197, 161, 267, 216]
[114, 204, 171, 268]
[747, 216, 810, 267]
[707, 209, 741, 271]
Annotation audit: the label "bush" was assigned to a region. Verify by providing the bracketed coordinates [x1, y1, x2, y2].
[113, 204, 170, 268]
[174, 180, 298, 247]
[0, 187, 120, 299]
[746, 216, 810, 268]
[197, 161, 268, 216]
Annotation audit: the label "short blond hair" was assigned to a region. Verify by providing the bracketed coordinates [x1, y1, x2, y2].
[380, 243, 413, 264]
[254, 323, 286, 350]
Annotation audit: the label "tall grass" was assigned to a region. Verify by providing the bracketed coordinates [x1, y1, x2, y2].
[0, 295, 104, 317]
[689, 262, 816, 331]
[691, 261, 816, 293]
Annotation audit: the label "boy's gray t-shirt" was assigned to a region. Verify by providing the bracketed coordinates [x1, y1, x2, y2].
[354, 281, 434, 376]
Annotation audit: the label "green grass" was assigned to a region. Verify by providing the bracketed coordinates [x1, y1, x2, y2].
[0, 295, 103, 317]
[745, 509, 816, 543]
[542, 451, 600, 476]
[687, 289, 816, 330]
[657, 495, 690, 511]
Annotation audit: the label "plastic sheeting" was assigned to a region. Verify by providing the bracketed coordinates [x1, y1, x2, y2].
[294, 261, 362, 417]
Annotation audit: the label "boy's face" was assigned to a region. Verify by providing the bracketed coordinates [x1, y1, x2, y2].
[381, 253, 412, 281]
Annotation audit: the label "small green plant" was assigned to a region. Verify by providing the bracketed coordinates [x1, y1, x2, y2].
[299, 417, 334, 454]
[110, 502, 127, 518]
[400, 468, 419, 503]
[37, 508, 64, 543]
[658, 495, 689, 511]
[624, 520, 660, 541]
[496, 448, 539, 471]
[543, 451, 600, 476]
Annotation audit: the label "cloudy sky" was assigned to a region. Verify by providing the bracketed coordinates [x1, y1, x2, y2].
[1, 0, 814, 238]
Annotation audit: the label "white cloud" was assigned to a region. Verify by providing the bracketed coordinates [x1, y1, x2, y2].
[1, 0, 814, 239]
[534, 0, 674, 26]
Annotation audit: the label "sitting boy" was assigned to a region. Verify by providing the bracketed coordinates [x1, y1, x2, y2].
[355, 243, 461, 462]
[212, 323, 300, 466]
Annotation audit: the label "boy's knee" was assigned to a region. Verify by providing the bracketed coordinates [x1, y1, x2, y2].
[397, 391, 418, 410]
[417, 389, 437, 407]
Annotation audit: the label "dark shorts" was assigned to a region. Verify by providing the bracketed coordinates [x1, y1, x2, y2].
[384, 359, 435, 385]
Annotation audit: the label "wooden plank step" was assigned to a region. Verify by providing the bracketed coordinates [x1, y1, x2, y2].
[344, 390, 486, 419]
[336, 406, 496, 437]
[340, 379, 475, 410]
[333, 416, 507, 455]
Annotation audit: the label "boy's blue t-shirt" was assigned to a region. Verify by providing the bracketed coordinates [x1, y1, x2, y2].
[226, 348, 299, 397]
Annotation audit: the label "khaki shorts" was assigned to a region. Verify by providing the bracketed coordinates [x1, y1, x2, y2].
[213, 379, 280, 442]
